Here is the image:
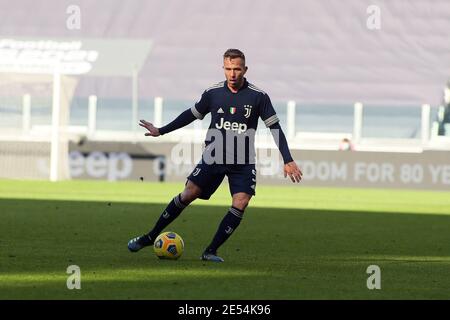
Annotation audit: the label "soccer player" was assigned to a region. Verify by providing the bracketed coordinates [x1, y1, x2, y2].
[128, 49, 303, 262]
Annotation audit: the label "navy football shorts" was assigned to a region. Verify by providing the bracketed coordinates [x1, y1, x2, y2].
[186, 162, 257, 200]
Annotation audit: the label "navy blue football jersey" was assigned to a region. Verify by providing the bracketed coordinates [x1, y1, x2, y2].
[190, 79, 280, 164]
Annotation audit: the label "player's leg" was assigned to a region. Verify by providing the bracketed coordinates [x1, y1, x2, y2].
[202, 164, 255, 262]
[128, 180, 201, 252]
[128, 161, 225, 252]
[202, 192, 252, 262]
[146, 180, 201, 240]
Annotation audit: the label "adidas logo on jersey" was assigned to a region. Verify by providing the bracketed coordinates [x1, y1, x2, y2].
[217, 107, 224, 113]
[215, 117, 247, 134]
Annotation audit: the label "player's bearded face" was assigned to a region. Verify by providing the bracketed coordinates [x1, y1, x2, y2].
[223, 57, 247, 88]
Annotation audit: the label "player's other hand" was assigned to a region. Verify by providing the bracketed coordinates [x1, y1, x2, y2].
[139, 119, 160, 137]
[284, 161, 303, 183]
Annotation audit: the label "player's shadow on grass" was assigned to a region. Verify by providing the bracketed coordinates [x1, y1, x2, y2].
[2, 198, 450, 299]
[2, 198, 450, 270]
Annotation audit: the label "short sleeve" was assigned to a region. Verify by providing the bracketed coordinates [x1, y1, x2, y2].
[260, 93, 279, 127]
[190, 91, 210, 120]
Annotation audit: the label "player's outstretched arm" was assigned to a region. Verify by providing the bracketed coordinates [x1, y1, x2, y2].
[139, 108, 198, 137]
[269, 122, 303, 183]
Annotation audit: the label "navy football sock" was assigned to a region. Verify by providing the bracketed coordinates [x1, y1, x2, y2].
[205, 206, 243, 254]
[147, 194, 187, 241]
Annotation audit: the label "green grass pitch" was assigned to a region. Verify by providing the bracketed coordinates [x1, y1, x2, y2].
[1, 179, 450, 299]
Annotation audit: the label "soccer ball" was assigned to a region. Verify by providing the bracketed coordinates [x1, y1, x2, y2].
[153, 231, 184, 260]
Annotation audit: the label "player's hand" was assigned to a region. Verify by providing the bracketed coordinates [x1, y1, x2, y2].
[139, 119, 160, 137]
[284, 161, 303, 183]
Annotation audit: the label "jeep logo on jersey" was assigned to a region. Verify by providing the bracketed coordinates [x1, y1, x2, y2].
[215, 118, 247, 134]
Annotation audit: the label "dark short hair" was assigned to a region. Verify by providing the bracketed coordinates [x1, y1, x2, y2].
[223, 48, 245, 63]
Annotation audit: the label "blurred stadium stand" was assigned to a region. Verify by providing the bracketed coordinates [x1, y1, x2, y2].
[1, 0, 450, 182]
